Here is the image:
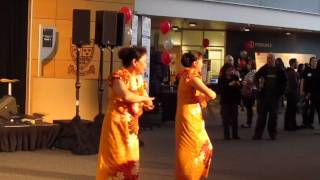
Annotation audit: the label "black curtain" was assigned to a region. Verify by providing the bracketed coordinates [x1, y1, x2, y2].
[0, 0, 28, 113]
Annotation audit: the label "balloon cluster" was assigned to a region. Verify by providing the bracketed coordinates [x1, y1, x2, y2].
[119, 7, 133, 45]
[240, 40, 254, 69]
[159, 20, 173, 65]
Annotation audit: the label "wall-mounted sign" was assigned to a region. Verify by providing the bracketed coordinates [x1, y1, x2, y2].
[254, 42, 272, 48]
[38, 25, 57, 76]
[42, 28, 54, 47]
[39, 26, 56, 61]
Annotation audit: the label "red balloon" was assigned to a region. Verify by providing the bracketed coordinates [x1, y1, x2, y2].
[161, 51, 171, 65]
[244, 40, 254, 50]
[120, 7, 133, 24]
[240, 59, 247, 68]
[202, 38, 210, 48]
[160, 21, 171, 34]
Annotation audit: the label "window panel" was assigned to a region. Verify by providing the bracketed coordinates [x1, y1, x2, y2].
[204, 31, 225, 47]
[182, 30, 203, 45]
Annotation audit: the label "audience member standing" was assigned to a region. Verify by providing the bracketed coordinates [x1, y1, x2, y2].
[307, 58, 320, 128]
[218, 63, 241, 140]
[252, 54, 287, 140]
[300, 57, 318, 129]
[284, 58, 299, 131]
[241, 60, 257, 128]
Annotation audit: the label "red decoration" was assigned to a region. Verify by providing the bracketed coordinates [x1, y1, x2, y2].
[120, 7, 133, 24]
[160, 21, 171, 34]
[161, 51, 171, 65]
[111, 160, 139, 179]
[128, 103, 140, 116]
[244, 40, 254, 50]
[240, 59, 247, 69]
[202, 38, 210, 48]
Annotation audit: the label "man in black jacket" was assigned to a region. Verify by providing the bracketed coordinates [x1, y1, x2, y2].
[300, 57, 319, 129]
[284, 58, 299, 131]
[253, 54, 287, 140]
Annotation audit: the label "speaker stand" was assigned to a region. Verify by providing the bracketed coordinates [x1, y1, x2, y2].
[93, 45, 114, 122]
[93, 46, 106, 122]
[108, 45, 115, 74]
[73, 46, 82, 122]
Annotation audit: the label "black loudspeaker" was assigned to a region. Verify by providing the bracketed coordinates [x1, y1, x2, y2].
[95, 11, 125, 46]
[72, 9, 91, 45]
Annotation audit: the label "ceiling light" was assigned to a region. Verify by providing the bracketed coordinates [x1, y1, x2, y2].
[172, 26, 179, 31]
[285, 32, 291, 35]
[243, 27, 250, 32]
[189, 22, 197, 27]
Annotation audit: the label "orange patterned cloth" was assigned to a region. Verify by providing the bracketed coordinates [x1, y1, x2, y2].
[96, 68, 146, 180]
[175, 68, 213, 180]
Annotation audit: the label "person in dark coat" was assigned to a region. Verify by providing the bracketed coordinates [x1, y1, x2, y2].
[252, 53, 287, 140]
[218, 63, 241, 140]
[300, 57, 319, 129]
[284, 58, 299, 131]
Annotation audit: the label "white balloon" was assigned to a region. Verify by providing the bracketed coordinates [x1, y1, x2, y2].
[163, 38, 174, 50]
[240, 50, 248, 58]
[123, 26, 132, 46]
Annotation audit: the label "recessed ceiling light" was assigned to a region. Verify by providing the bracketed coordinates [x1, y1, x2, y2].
[189, 22, 197, 27]
[243, 27, 250, 32]
[172, 26, 179, 31]
[285, 32, 291, 35]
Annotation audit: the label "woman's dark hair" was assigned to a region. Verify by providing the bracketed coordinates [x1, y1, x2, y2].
[309, 56, 316, 64]
[181, 51, 203, 67]
[118, 46, 147, 67]
[247, 60, 256, 70]
[289, 58, 297, 66]
[297, 63, 304, 72]
[275, 57, 285, 69]
[219, 62, 233, 77]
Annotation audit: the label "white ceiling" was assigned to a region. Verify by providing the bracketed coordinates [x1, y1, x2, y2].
[150, 15, 318, 33]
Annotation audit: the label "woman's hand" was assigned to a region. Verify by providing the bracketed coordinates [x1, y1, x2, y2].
[142, 97, 155, 111]
[143, 104, 155, 111]
[229, 80, 241, 86]
[196, 93, 210, 109]
[228, 81, 236, 86]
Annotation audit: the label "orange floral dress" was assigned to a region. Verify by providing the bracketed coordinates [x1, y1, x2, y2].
[175, 68, 213, 180]
[96, 68, 146, 180]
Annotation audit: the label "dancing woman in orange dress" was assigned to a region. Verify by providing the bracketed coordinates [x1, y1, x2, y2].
[96, 47, 154, 180]
[175, 52, 216, 180]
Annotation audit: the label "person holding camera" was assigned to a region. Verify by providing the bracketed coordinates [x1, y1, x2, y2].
[218, 63, 242, 140]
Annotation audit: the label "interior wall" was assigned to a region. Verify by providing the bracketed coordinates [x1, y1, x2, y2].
[226, 31, 320, 65]
[28, 0, 134, 122]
